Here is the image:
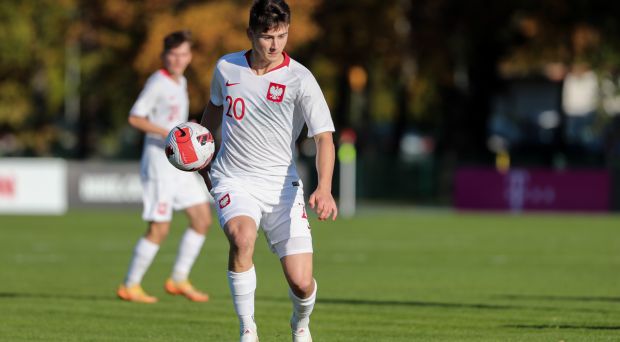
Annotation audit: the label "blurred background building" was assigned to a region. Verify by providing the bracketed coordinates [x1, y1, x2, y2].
[2, 0, 620, 211]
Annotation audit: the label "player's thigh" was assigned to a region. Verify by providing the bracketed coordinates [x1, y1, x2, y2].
[211, 185, 262, 235]
[262, 190, 312, 257]
[184, 202, 212, 233]
[224, 215, 260, 251]
[141, 179, 174, 222]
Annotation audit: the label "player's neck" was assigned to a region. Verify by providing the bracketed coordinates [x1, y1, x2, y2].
[161, 68, 182, 83]
[249, 51, 284, 76]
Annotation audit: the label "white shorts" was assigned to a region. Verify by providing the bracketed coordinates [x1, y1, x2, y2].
[141, 172, 209, 222]
[210, 179, 313, 258]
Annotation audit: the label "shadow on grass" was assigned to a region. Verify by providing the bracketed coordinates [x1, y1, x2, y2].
[505, 324, 620, 330]
[258, 296, 514, 310]
[495, 294, 620, 303]
[0, 292, 114, 301]
[259, 296, 617, 314]
[317, 297, 513, 310]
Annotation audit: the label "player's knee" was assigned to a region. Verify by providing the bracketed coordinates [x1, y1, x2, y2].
[229, 233, 256, 254]
[191, 216, 212, 234]
[290, 277, 314, 297]
[204, 214, 213, 228]
[146, 223, 170, 243]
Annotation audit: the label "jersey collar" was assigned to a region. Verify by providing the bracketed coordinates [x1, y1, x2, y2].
[244, 50, 290, 74]
[159, 68, 182, 84]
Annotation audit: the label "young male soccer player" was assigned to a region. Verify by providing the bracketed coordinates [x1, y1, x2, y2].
[117, 30, 212, 303]
[199, 1, 338, 340]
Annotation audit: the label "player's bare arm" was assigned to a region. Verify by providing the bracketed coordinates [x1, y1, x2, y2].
[200, 101, 223, 137]
[197, 101, 223, 190]
[128, 115, 169, 138]
[309, 131, 338, 221]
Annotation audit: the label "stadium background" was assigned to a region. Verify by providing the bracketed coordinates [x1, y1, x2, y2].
[1, 1, 620, 341]
[3, 0, 620, 210]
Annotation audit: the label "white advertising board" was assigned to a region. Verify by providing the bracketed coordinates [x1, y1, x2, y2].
[0, 158, 67, 214]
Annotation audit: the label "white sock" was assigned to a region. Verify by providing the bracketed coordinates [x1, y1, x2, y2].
[228, 266, 257, 333]
[171, 228, 206, 282]
[289, 279, 317, 331]
[124, 237, 159, 287]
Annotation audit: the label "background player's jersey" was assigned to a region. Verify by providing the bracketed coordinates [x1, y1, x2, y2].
[209, 50, 335, 191]
[130, 69, 189, 179]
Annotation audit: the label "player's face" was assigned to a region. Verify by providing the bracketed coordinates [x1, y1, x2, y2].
[163, 41, 192, 77]
[249, 24, 289, 65]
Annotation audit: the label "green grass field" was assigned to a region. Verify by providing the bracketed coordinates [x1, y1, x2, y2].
[1, 208, 619, 341]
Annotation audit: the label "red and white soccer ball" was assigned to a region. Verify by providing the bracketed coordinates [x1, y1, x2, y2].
[165, 122, 215, 171]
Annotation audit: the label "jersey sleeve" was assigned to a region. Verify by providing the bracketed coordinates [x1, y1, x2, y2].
[210, 63, 224, 106]
[130, 75, 160, 117]
[298, 74, 335, 137]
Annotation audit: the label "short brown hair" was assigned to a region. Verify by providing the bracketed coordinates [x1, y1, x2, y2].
[249, 0, 290, 33]
[163, 30, 192, 52]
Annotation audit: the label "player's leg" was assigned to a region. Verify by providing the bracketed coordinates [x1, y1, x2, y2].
[164, 172, 212, 301]
[212, 186, 262, 341]
[127, 221, 172, 284]
[165, 202, 212, 302]
[117, 221, 171, 303]
[225, 215, 260, 341]
[118, 179, 173, 303]
[280, 248, 316, 342]
[266, 187, 315, 341]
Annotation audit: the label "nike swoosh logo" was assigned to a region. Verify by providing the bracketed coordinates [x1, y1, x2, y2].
[226, 81, 240, 86]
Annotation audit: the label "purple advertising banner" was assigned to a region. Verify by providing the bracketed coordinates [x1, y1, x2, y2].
[455, 168, 610, 212]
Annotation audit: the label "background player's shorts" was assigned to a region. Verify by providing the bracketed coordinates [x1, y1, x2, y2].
[210, 178, 313, 258]
[141, 172, 209, 222]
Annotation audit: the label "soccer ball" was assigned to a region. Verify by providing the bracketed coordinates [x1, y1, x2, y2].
[165, 122, 215, 171]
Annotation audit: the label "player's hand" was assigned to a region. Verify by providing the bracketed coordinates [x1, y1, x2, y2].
[309, 187, 338, 221]
[160, 128, 170, 139]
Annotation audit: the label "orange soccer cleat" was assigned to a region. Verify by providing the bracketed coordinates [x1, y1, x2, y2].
[164, 278, 210, 302]
[117, 284, 158, 303]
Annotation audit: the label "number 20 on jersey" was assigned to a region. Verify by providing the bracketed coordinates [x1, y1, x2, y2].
[225, 96, 245, 120]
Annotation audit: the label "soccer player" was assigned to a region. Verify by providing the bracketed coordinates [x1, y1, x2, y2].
[117, 30, 212, 303]
[199, 1, 337, 341]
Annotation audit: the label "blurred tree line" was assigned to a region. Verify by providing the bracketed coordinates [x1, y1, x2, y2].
[0, 0, 321, 158]
[2, 0, 620, 200]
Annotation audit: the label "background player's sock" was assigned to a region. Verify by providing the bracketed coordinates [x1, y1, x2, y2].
[228, 266, 257, 333]
[171, 228, 206, 282]
[124, 237, 159, 286]
[289, 279, 317, 331]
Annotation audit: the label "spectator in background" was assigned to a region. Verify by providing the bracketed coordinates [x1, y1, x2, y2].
[561, 62, 601, 152]
[601, 71, 620, 158]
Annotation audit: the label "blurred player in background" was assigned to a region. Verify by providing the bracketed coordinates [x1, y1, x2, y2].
[200, 0, 337, 340]
[117, 30, 212, 303]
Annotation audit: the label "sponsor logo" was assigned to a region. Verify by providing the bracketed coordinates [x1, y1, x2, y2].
[0, 175, 16, 198]
[78, 173, 142, 203]
[505, 170, 555, 212]
[266, 82, 286, 102]
[226, 80, 240, 87]
[219, 193, 231, 209]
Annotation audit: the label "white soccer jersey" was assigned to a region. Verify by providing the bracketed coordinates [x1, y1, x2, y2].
[209, 51, 335, 190]
[130, 69, 190, 179]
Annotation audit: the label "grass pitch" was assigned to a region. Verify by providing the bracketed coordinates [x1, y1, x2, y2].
[0, 208, 619, 341]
